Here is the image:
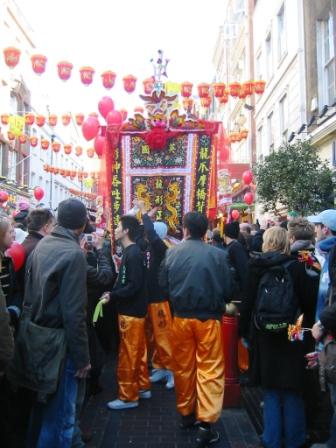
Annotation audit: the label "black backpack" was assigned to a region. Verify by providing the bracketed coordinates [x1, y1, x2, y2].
[254, 261, 299, 333]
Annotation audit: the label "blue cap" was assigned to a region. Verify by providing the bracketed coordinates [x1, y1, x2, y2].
[307, 209, 336, 231]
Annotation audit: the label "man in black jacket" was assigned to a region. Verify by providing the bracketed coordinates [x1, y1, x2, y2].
[107, 215, 148, 411]
[17, 208, 54, 296]
[25, 199, 90, 448]
[159, 212, 231, 448]
[137, 200, 174, 389]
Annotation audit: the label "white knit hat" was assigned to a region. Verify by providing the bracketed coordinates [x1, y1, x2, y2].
[154, 221, 168, 239]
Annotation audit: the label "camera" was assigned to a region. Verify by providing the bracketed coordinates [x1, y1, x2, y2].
[84, 234, 93, 251]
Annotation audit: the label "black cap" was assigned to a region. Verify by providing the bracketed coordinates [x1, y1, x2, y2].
[224, 221, 240, 239]
[57, 199, 87, 230]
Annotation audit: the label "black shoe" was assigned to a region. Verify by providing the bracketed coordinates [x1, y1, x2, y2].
[195, 426, 220, 447]
[180, 413, 197, 429]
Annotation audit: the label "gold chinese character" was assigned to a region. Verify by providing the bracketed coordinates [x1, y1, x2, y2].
[198, 162, 209, 174]
[155, 178, 163, 189]
[112, 175, 121, 187]
[156, 210, 163, 220]
[198, 174, 207, 188]
[141, 145, 150, 155]
[155, 195, 164, 206]
[199, 147, 209, 160]
[197, 189, 207, 201]
[168, 143, 176, 153]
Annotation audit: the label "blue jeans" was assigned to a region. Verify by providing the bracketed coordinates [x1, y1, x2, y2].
[327, 383, 336, 448]
[262, 389, 306, 448]
[27, 356, 79, 448]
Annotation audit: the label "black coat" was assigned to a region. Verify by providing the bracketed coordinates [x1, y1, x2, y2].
[240, 252, 316, 393]
[27, 226, 89, 370]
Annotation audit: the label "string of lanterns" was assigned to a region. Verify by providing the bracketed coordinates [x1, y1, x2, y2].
[69, 188, 97, 201]
[228, 129, 249, 144]
[3, 47, 266, 101]
[43, 163, 99, 180]
[1, 112, 85, 127]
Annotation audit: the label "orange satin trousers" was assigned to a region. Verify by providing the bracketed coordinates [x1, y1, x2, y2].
[117, 314, 150, 402]
[172, 317, 225, 423]
[148, 301, 173, 370]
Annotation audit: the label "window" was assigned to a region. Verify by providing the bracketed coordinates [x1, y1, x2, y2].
[8, 150, 17, 181]
[255, 51, 262, 81]
[277, 4, 286, 60]
[332, 141, 336, 167]
[30, 172, 36, 188]
[279, 94, 288, 142]
[257, 125, 264, 160]
[265, 32, 273, 81]
[317, 13, 335, 108]
[267, 112, 274, 152]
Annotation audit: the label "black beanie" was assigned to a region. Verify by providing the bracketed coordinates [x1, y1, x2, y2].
[57, 199, 87, 230]
[224, 221, 240, 239]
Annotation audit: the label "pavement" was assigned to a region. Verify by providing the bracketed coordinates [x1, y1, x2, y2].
[81, 357, 260, 448]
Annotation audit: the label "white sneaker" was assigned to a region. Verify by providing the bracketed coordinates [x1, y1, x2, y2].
[139, 389, 152, 399]
[165, 370, 175, 389]
[149, 368, 167, 383]
[107, 399, 139, 410]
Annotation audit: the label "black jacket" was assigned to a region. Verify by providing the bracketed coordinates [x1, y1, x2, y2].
[159, 239, 231, 320]
[251, 229, 265, 253]
[239, 252, 315, 393]
[320, 244, 336, 336]
[227, 240, 249, 294]
[17, 231, 44, 296]
[26, 226, 89, 370]
[111, 243, 147, 318]
[142, 214, 167, 303]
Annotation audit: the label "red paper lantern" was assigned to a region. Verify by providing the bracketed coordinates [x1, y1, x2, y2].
[36, 115, 45, 127]
[200, 97, 212, 108]
[75, 146, 83, 156]
[25, 113, 34, 126]
[101, 71, 116, 89]
[75, 113, 85, 126]
[134, 106, 144, 114]
[213, 82, 226, 98]
[229, 82, 241, 97]
[6, 242, 25, 272]
[7, 131, 15, 141]
[106, 110, 123, 128]
[229, 132, 239, 143]
[87, 148, 95, 158]
[18, 134, 27, 144]
[94, 135, 105, 157]
[143, 77, 154, 94]
[231, 209, 240, 220]
[48, 114, 58, 127]
[83, 172, 89, 178]
[60, 169, 65, 176]
[242, 170, 253, 185]
[242, 81, 254, 96]
[41, 139, 49, 150]
[70, 170, 77, 178]
[62, 114, 71, 126]
[30, 136, 38, 147]
[219, 94, 229, 105]
[64, 144, 72, 155]
[82, 116, 100, 141]
[1, 114, 9, 125]
[98, 96, 114, 119]
[3, 47, 21, 69]
[123, 75, 137, 93]
[34, 186, 45, 201]
[240, 129, 249, 139]
[254, 80, 266, 94]
[52, 142, 61, 153]
[0, 191, 9, 203]
[239, 89, 247, 100]
[182, 97, 193, 112]
[31, 54, 47, 75]
[57, 61, 73, 81]
[181, 81, 193, 98]
[244, 192, 254, 205]
[197, 83, 210, 98]
[54, 168, 59, 175]
[80, 66, 95, 86]
[120, 109, 128, 121]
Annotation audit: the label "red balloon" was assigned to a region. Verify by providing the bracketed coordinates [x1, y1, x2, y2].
[231, 209, 240, 220]
[94, 135, 105, 157]
[0, 191, 9, 203]
[106, 110, 123, 127]
[34, 187, 44, 201]
[244, 192, 254, 205]
[82, 116, 100, 141]
[242, 170, 253, 185]
[6, 242, 25, 272]
[98, 96, 114, 119]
